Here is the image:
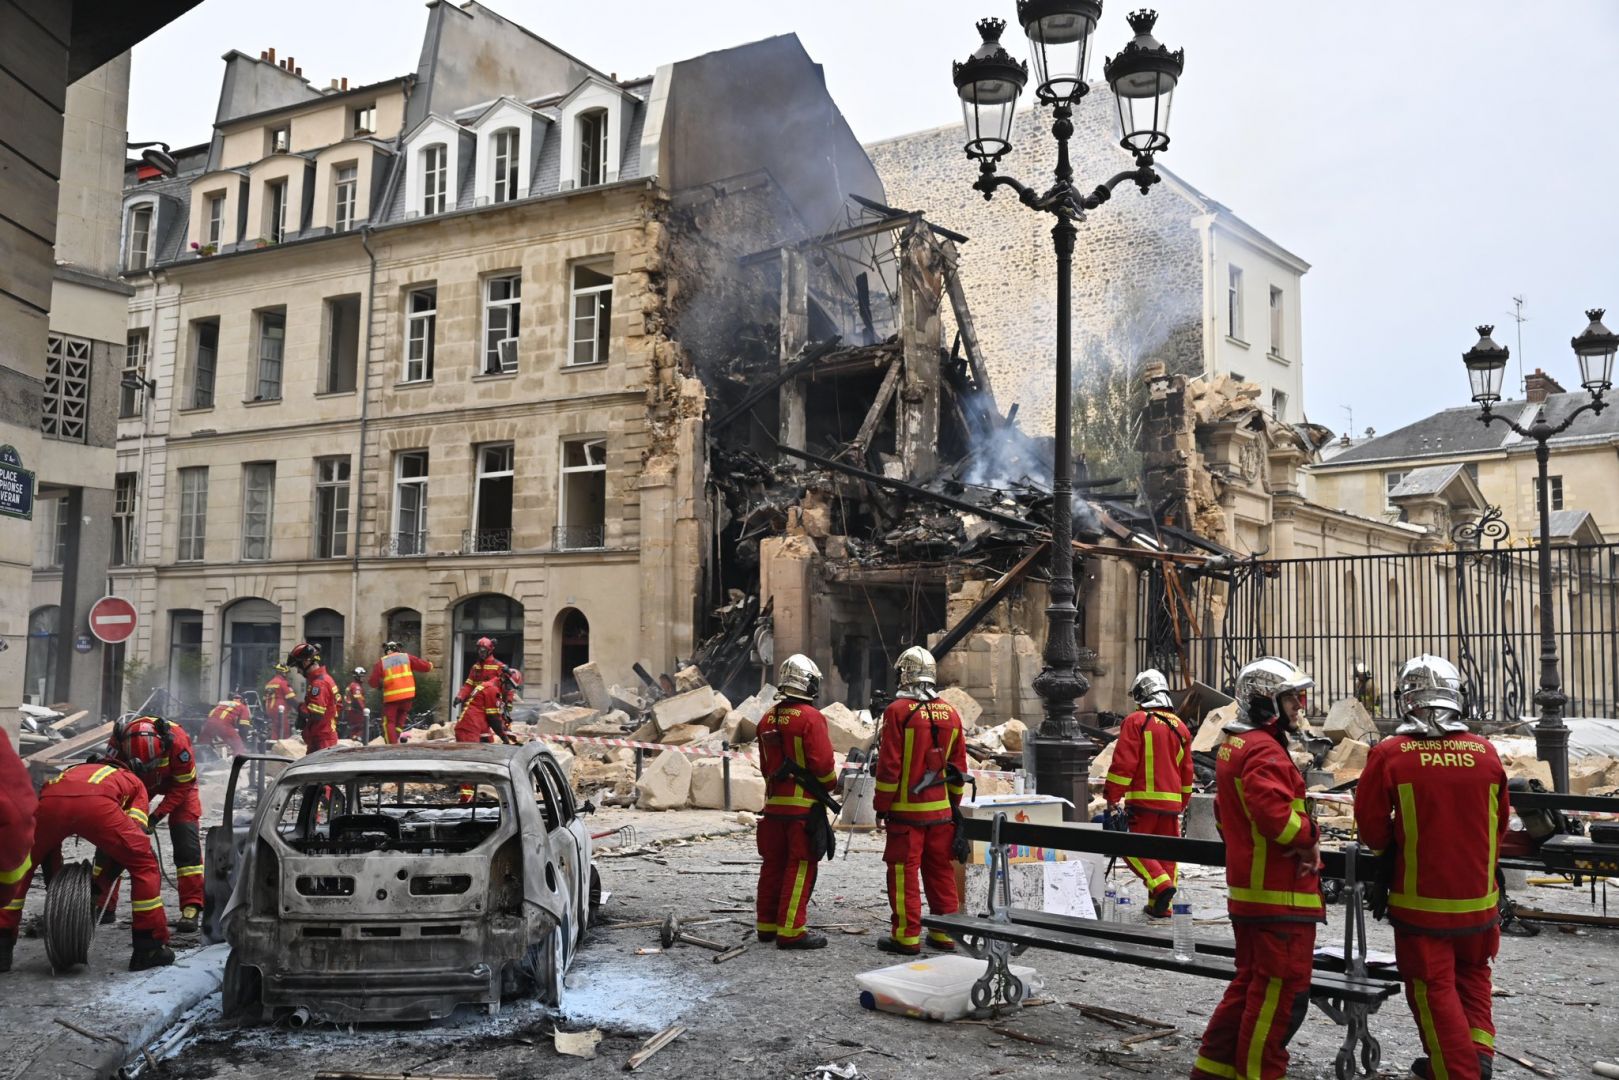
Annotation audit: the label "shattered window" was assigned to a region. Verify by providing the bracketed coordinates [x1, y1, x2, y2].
[274, 775, 508, 855]
[569, 264, 612, 367]
[482, 274, 521, 374]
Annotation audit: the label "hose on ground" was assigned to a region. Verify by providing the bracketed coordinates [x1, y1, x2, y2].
[42, 861, 96, 972]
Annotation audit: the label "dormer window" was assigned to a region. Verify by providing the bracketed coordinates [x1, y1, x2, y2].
[492, 128, 520, 204]
[126, 204, 153, 270]
[205, 192, 225, 246]
[266, 179, 288, 242]
[421, 144, 447, 215]
[268, 125, 290, 155]
[578, 109, 607, 187]
[333, 164, 357, 231]
[352, 104, 376, 137]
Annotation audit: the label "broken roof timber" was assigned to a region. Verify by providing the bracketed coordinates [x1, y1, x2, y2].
[773, 443, 1037, 531]
[709, 338, 842, 432]
[933, 542, 1049, 661]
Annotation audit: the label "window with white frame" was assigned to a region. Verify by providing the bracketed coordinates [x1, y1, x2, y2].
[334, 163, 357, 232]
[1383, 470, 1408, 511]
[205, 192, 224, 247]
[1269, 286, 1284, 357]
[121, 330, 147, 419]
[266, 179, 288, 243]
[177, 466, 208, 561]
[190, 318, 218, 409]
[1271, 389, 1288, 420]
[1535, 475, 1565, 512]
[421, 144, 447, 215]
[268, 125, 290, 154]
[405, 286, 436, 382]
[569, 264, 613, 367]
[1227, 264, 1244, 341]
[352, 104, 377, 137]
[324, 295, 360, 394]
[32, 496, 66, 569]
[241, 462, 275, 560]
[492, 128, 520, 204]
[315, 456, 351, 558]
[255, 308, 286, 400]
[393, 451, 429, 556]
[472, 443, 514, 553]
[113, 472, 137, 566]
[558, 437, 606, 550]
[127, 204, 153, 270]
[42, 333, 90, 442]
[482, 274, 521, 375]
[578, 109, 608, 187]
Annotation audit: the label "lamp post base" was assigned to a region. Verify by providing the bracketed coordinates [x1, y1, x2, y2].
[1533, 720, 1570, 793]
[1031, 733, 1096, 822]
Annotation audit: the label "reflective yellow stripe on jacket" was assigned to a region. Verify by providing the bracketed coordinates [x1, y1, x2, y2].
[889, 725, 952, 815]
[1388, 781, 1500, 915]
[1232, 779, 1322, 913]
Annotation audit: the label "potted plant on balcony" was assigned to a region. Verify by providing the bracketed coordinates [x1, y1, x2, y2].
[190, 241, 218, 257]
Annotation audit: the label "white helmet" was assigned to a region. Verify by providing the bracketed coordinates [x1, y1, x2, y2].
[1129, 669, 1172, 710]
[895, 646, 938, 701]
[777, 654, 823, 701]
[1395, 654, 1468, 736]
[1229, 656, 1313, 733]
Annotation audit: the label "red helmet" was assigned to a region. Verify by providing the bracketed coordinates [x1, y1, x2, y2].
[113, 717, 168, 776]
[502, 667, 523, 692]
[476, 636, 495, 657]
[287, 642, 320, 669]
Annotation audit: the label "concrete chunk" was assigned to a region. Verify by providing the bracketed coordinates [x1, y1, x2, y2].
[635, 749, 693, 810]
[673, 665, 707, 693]
[691, 757, 766, 812]
[609, 685, 647, 715]
[524, 705, 601, 736]
[1088, 738, 1116, 780]
[722, 685, 777, 744]
[659, 723, 711, 747]
[1322, 738, 1369, 774]
[652, 685, 724, 733]
[821, 701, 875, 755]
[936, 687, 984, 731]
[572, 662, 613, 712]
[1191, 703, 1239, 754]
[1568, 756, 1614, 796]
[1502, 753, 1553, 788]
[1322, 698, 1376, 745]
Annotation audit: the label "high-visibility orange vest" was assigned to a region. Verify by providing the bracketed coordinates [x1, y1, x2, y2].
[380, 652, 417, 702]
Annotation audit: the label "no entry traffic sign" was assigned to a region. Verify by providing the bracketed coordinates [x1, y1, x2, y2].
[88, 595, 138, 645]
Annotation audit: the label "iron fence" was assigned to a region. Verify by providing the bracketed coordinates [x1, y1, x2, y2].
[553, 525, 605, 550]
[1137, 538, 1619, 723]
[461, 528, 513, 554]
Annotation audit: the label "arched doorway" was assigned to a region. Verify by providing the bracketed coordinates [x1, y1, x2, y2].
[222, 598, 281, 697]
[384, 607, 423, 658]
[555, 607, 589, 696]
[25, 606, 60, 705]
[452, 595, 523, 691]
[304, 608, 346, 674]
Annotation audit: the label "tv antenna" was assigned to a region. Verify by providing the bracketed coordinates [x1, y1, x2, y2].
[1506, 295, 1528, 394]
[1340, 404, 1353, 439]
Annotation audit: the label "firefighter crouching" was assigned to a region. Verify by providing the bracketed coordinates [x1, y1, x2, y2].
[289, 643, 339, 752]
[0, 729, 38, 912]
[874, 646, 968, 956]
[264, 663, 298, 741]
[370, 640, 433, 743]
[200, 690, 252, 755]
[1105, 668, 1194, 918]
[1, 722, 174, 973]
[95, 716, 206, 934]
[1355, 655, 1508, 1080]
[756, 654, 840, 950]
[1193, 657, 1323, 1080]
[456, 668, 521, 803]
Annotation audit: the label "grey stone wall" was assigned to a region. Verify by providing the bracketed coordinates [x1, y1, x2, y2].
[867, 90, 1205, 476]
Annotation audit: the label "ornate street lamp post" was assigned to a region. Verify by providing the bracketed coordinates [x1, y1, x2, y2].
[1461, 310, 1615, 791]
[952, 5, 1184, 814]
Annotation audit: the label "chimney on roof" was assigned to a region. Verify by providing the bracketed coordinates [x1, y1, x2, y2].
[1525, 368, 1565, 403]
[267, 47, 276, 63]
[341, 76, 348, 91]
[260, 50, 268, 61]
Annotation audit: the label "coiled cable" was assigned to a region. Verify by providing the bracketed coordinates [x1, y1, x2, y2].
[42, 861, 96, 971]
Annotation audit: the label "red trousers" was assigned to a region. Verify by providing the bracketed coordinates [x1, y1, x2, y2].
[1124, 806, 1181, 899]
[382, 700, 412, 743]
[2, 795, 169, 943]
[1394, 927, 1499, 1080]
[0, 734, 37, 909]
[201, 715, 247, 755]
[884, 819, 958, 947]
[266, 706, 290, 742]
[756, 815, 817, 940]
[1193, 922, 1315, 1080]
[101, 787, 204, 910]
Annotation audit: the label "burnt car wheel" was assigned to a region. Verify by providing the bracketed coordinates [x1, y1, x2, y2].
[532, 925, 565, 1007]
[221, 952, 263, 1022]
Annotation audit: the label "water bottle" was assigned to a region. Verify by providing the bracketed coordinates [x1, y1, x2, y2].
[1171, 901, 1195, 960]
[1115, 895, 1132, 922]
[1102, 882, 1117, 922]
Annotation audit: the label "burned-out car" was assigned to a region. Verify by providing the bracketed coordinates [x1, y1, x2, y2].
[218, 742, 597, 1023]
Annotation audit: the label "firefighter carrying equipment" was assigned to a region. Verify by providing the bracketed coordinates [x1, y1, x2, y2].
[202, 698, 251, 755]
[874, 698, 967, 825]
[300, 663, 340, 751]
[375, 650, 429, 702]
[1105, 708, 1194, 814]
[457, 654, 510, 704]
[756, 699, 837, 944]
[1214, 728, 1324, 922]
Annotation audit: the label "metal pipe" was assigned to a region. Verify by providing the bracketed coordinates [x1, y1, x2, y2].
[287, 1006, 312, 1029]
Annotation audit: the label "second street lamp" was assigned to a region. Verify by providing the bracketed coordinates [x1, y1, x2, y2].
[1461, 311, 1612, 792]
[952, 6, 1184, 816]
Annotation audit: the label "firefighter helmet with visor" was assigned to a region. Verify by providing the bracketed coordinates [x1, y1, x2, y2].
[1129, 668, 1173, 710]
[894, 646, 939, 701]
[1229, 656, 1313, 733]
[1395, 654, 1468, 736]
[777, 654, 823, 701]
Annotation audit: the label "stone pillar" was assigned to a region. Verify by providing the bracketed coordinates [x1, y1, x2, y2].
[897, 228, 942, 478]
[777, 248, 807, 458]
[758, 535, 818, 668]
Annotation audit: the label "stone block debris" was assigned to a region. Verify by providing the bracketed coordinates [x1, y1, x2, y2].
[1190, 703, 1238, 753]
[636, 749, 694, 810]
[1322, 698, 1376, 745]
[936, 687, 984, 730]
[652, 686, 725, 734]
[821, 702, 875, 755]
[572, 662, 613, 712]
[691, 757, 766, 811]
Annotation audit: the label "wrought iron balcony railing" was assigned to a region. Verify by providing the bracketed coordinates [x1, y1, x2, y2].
[384, 531, 428, 557]
[462, 527, 513, 554]
[553, 524, 605, 551]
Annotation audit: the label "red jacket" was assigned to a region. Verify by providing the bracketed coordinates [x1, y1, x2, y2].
[1355, 732, 1510, 934]
[1105, 708, 1194, 813]
[264, 673, 297, 716]
[148, 722, 199, 821]
[455, 678, 508, 742]
[0, 730, 37, 906]
[457, 657, 509, 704]
[300, 666, 340, 750]
[44, 760, 151, 824]
[1215, 726, 1324, 922]
[370, 652, 432, 702]
[207, 699, 252, 733]
[874, 697, 968, 825]
[758, 700, 838, 818]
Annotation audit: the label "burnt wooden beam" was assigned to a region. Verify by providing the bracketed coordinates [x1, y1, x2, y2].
[932, 542, 1049, 661]
[709, 337, 841, 433]
[773, 443, 1036, 531]
[837, 359, 902, 464]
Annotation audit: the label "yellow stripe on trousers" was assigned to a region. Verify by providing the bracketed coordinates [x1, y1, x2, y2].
[778, 861, 809, 937]
[1413, 980, 1450, 1080]
[1244, 976, 1283, 1080]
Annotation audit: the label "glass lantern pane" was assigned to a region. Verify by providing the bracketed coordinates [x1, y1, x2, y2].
[1580, 349, 1615, 389]
[1026, 13, 1095, 98]
[961, 88, 1018, 157]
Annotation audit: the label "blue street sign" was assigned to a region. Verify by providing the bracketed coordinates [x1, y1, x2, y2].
[0, 445, 34, 521]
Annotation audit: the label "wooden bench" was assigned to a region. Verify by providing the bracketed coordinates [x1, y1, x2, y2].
[923, 813, 1401, 1080]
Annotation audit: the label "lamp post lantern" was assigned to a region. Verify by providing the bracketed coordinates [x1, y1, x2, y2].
[952, 5, 1184, 816]
[1461, 312, 1611, 791]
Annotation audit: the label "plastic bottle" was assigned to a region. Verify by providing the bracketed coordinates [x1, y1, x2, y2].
[1101, 882, 1118, 922]
[1115, 895, 1133, 922]
[1171, 900, 1195, 960]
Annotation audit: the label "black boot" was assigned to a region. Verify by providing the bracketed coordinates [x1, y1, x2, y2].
[1146, 887, 1177, 919]
[876, 936, 920, 956]
[1410, 1059, 1429, 1079]
[130, 932, 175, 971]
[777, 930, 828, 951]
[175, 905, 200, 934]
[0, 934, 14, 973]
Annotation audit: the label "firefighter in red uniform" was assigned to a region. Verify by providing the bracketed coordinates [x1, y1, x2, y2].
[264, 664, 298, 741]
[1105, 668, 1195, 918]
[201, 690, 252, 755]
[756, 654, 839, 950]
[95, 716, 206, 933]
[874, 646, 968, 955]
[0, 724, 174, 972]
[289, 643, 340, 752]
[456, 637, 511, 706]
[455, 669, 520, 802]
[1193, 657, 1323, 1080]
[370, 640, 433, 743]
[1356, 655, 1509, 1080]
[0, 730, 37, 912]
[342, 668, 370, 741]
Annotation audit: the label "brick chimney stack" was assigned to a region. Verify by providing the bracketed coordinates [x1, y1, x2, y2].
[1525, 368, 1566, 403]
